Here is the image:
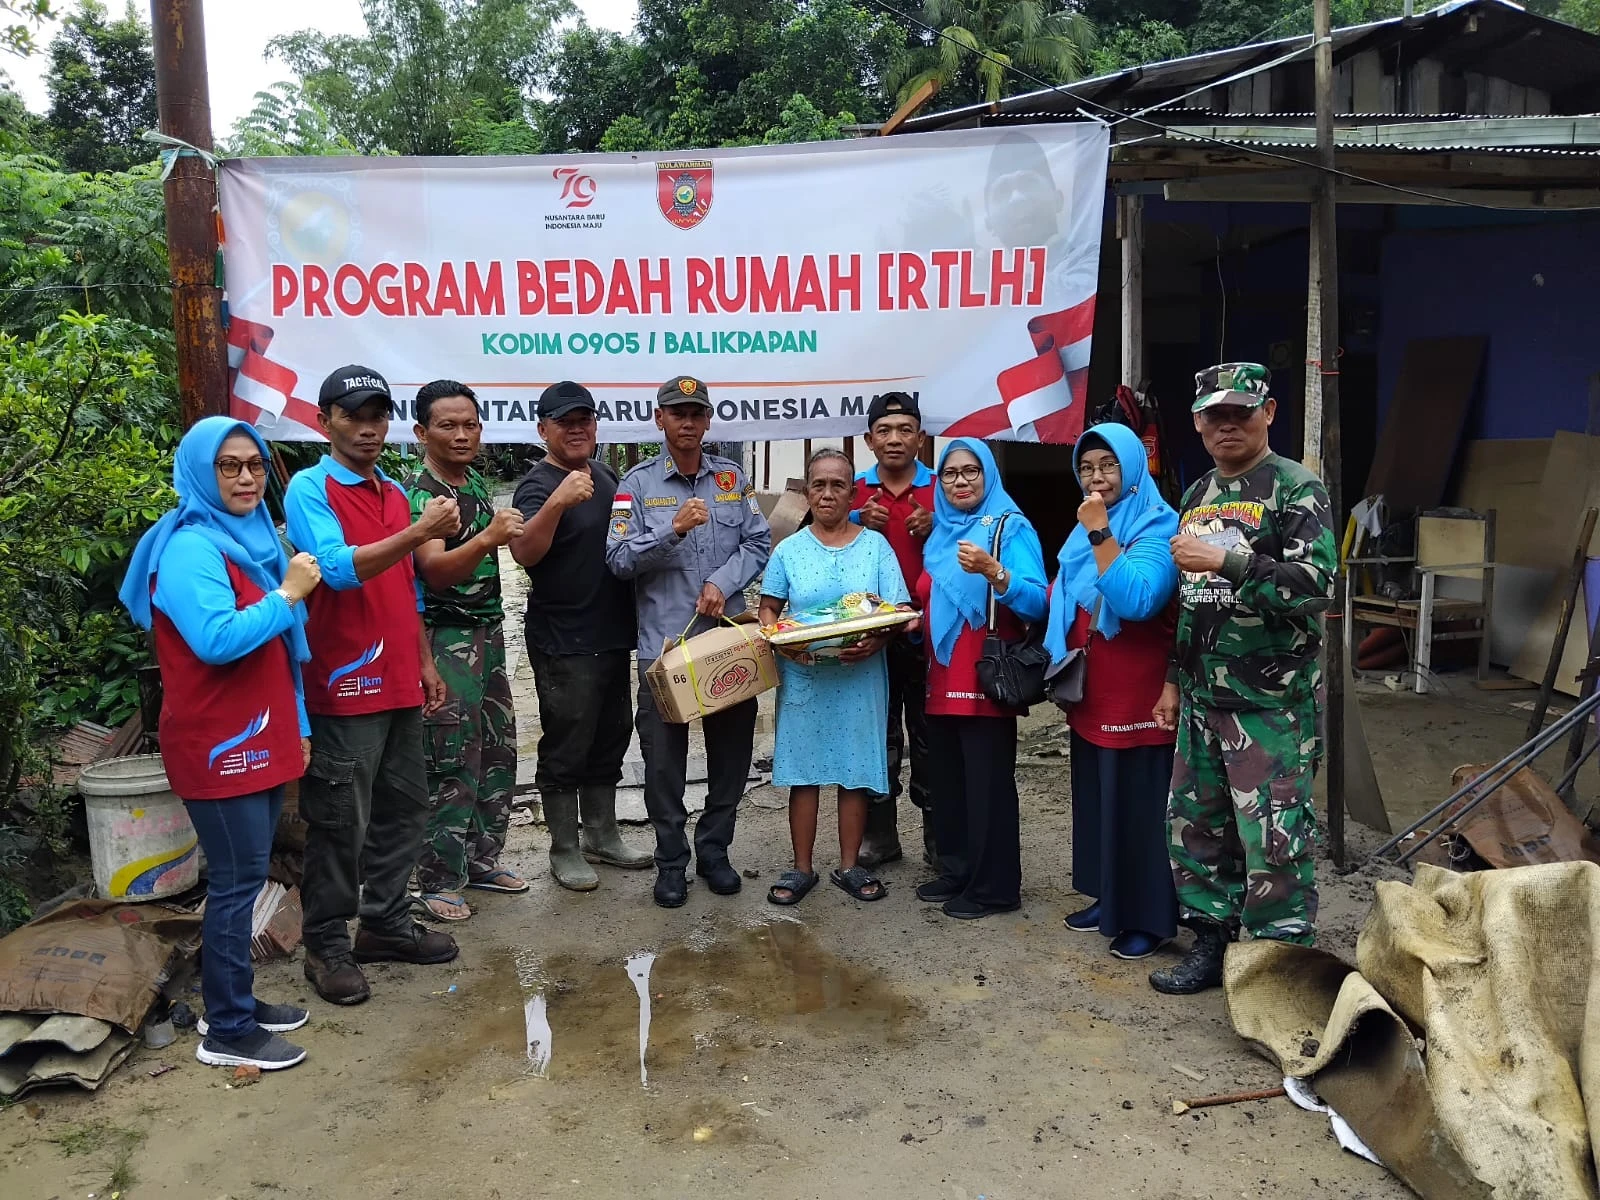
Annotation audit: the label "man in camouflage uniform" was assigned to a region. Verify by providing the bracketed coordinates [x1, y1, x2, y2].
[1149, 362, 1337, 996]
[407, 380, 529, 921]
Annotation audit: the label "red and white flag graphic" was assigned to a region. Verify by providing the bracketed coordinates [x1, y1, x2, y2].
[226, 317, 323, 437]
[943, 295, 1095, 444]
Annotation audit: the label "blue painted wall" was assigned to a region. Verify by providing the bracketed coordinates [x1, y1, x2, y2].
[1378, 214, 1600, 439]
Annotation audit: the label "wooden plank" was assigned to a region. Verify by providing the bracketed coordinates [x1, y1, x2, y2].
[1527, 88, 1551, 116]
[1486, 76, 1514, 116]
[1451, 438, 1550, 568]
[1524, 433, 1600, 567]
[1410, 60, 1444, 114]
[1512, 512, 1599, 698]
[1365, 337, 1487, 512]
[1119, 194, 1144, 389]
[1352, 50, 1384, 113]
[1418, 516, 1488, 581]
[1465, 71, 1487, 113]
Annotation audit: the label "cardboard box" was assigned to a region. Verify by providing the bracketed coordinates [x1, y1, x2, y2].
[646, 618, 779, 723]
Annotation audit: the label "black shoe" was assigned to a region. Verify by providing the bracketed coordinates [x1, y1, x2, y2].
[195, 1027, 306, 1070]
[696, 859, 743, 896]
[1149, 919, 1231, 994]
[304, 951, 371, 1006]
[354, 922, 459, 965]
[915, 876, 962, 903]
[198, 999, 308, 1037]
[942, 896, 1021, 920]
[654, 867, 689, 908]
[1064, 902, 1103, 933]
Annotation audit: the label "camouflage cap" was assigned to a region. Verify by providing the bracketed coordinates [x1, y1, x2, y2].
[1193, 362, 1271, 413]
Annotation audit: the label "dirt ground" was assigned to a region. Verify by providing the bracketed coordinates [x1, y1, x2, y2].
[3, 590, 1588, 1200]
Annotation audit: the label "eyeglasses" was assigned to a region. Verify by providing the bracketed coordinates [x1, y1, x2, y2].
[939, 465, 984, 484]
[1077, 460, 1120, 481]
[216, 457, 268, 480]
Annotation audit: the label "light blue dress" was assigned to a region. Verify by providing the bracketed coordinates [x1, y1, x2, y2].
[762, 527, 909, 792]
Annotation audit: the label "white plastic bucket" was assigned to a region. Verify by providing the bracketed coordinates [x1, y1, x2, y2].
[79, 755, 199, 902]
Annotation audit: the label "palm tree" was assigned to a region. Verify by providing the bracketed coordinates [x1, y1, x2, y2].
[890, 0, 1097, 106]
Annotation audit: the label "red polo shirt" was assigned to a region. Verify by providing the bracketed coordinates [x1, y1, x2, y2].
[851, 462, 936, 599]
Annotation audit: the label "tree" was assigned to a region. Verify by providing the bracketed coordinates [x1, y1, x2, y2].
[451, 94, 545, 155]
[1557, 0, 1600, 32]
[1087, 18, 1187, 74]
[889, 0, 1097, 107]
[1, 0, 53, 60]
[764, 92, 855, 143]
[269, 0, 572, 155]
[539, 24, 648, 153]
[227, 83, 359, 157]
[42, 0, 157, 174]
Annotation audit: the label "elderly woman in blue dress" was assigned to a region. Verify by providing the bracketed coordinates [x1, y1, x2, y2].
[758, 448, 910, 905]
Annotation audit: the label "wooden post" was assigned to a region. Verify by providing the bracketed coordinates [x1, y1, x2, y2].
[762, 440, 772, 490]
[844, 435, 855, 465]
[803, 437, 812, 467]
[1527, 507, 1600, 743]
[150, 0, 228, 429]
[1118, 193, 1145, 389]
[1313, 0, 1347, 869]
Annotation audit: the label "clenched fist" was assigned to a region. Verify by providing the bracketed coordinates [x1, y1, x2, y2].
[416, 494, 461, 540]
[673, 498, 710, 537]
[282, 552, 322, 601]
[484, 507, 527, 546]
[551, 465, 594, 511]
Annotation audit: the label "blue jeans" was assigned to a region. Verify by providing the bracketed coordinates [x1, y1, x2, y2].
[184, 787, 283, 1042]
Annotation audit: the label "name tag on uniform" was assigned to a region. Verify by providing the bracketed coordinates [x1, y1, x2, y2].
[644, 496, 679, 508]
[714, 492, 742, 503]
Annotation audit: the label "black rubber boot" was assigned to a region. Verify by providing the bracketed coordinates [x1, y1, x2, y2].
[1148, 918, 1232, 995]
[857, 799, 903, 869]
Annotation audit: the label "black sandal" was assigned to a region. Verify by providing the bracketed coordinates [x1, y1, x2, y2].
[830, 866, 887, 902]
[767, 870, 819, 906]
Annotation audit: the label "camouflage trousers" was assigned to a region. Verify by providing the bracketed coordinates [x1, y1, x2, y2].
[1167, 698, 1319, 944]
[418, 623, 517, 893]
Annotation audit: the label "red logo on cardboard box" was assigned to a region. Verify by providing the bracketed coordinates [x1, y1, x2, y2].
[657, 160, 714, 230]
[707, 660, 753, 699]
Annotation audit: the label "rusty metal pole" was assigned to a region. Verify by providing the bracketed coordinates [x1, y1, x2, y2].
[1314, 0, 1347, 869]
[150, 0, 228, 428]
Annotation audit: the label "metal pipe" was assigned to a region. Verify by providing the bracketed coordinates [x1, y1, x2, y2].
[1557, 733, 1599, 799]
[1372, 686, 1600, 861]
[1393, 694, 1600, 864]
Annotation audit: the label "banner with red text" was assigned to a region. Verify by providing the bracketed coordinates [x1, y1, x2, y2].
[217, 126, 1108, 443]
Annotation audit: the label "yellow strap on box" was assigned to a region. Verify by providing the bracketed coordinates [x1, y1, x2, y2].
[675, 614, 775, 719]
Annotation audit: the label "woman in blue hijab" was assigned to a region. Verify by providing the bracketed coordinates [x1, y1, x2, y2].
[120, 417, 322, 1072]
[914, 438, 1046, 919]
[1044, 423, 1180, 961]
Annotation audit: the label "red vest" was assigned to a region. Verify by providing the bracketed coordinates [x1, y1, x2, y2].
[153, 560, 303, 800]
[917, 571, 1028, 719]
[1061, 598, 1178, 749]
[302, 474, 424, 716]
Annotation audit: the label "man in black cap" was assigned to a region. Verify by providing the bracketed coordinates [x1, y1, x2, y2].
[605, 376, 771, 907]
[511, 381, 651, 891]
[284, 365, 462, 1006]
[850, 391, 936, 866]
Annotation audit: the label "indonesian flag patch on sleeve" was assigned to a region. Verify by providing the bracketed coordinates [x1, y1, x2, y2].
[609, 493, 633, 538]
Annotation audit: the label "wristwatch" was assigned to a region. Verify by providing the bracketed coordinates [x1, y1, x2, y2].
[1087, 527, 1113, 546]
[990, 565, 1010, 588]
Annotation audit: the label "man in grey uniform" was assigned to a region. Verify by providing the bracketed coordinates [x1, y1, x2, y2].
[606, 376, 772, 908]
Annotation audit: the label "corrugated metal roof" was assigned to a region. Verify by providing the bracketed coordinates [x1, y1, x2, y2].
[1132, 116, 1600, 150]
[897, 0, 1600, 135]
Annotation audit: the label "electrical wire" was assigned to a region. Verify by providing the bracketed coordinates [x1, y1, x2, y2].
[869, 0, 1600, 214]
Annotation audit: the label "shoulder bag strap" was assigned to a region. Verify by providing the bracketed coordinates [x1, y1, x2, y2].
[985, 513, 1012, 635]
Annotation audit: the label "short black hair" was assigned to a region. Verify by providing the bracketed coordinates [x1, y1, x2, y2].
[415, 379, 479, 428]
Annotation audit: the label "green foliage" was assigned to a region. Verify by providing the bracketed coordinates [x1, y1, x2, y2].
[598, 113, 662, 154]
[42, 0, 157, 174]
[890, 0, 1097, 106]
[226, 82, 358, 157]
[0, 152, 169, 339]
[0, 311, 176, 804]
[0, 0, 53, 59]
[1087, 18, 1187, 74]
[451, 93, 545, 155]
[539, 24, 650, 152]
[268, 0, 573, 155]
[1558, 0, 1600, 33]
[763, 93, 855, 143]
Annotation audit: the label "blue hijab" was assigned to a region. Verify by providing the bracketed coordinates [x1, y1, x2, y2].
[1044, 422, 1179, 663]
[119, 417, 310, 663]
[924, 438, 1034, 665]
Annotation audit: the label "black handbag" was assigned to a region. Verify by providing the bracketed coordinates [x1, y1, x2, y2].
[976, 514, 1049, 710]
[1043, 597, 1100, 710]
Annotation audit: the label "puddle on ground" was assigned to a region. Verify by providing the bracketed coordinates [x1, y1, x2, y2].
[399, 920, 918, 1090]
